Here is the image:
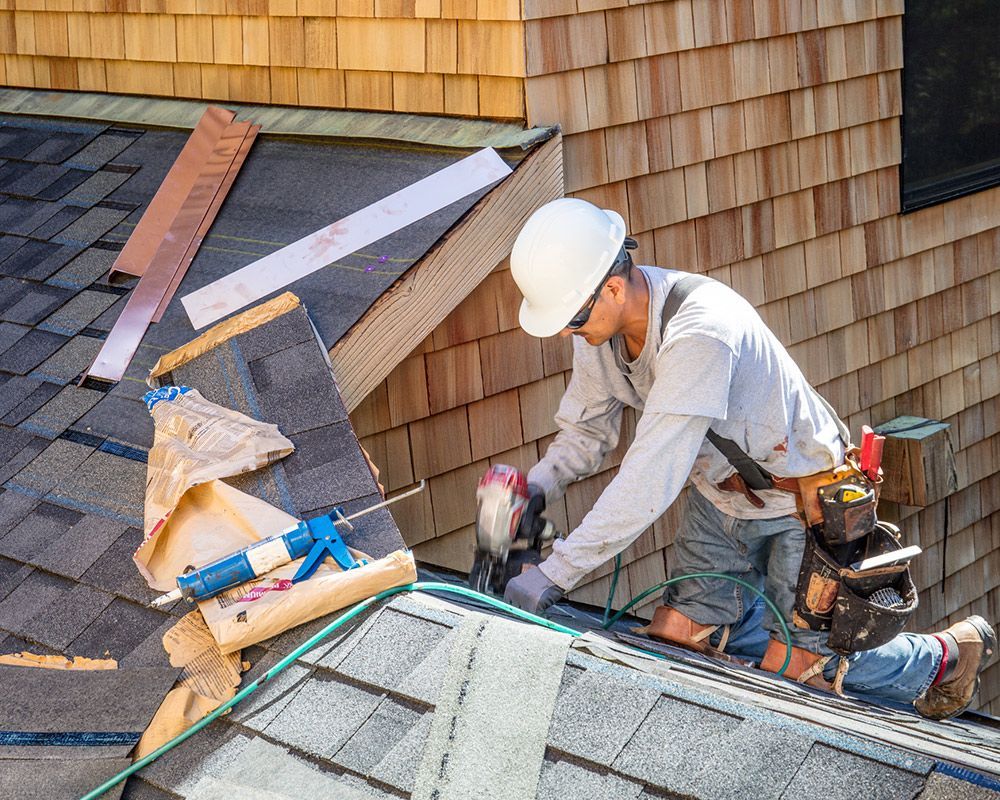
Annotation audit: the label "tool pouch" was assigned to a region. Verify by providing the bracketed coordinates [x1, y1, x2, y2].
[817, 478, 877, 547]
[792, 528, 841, 631]
[826, 522, 918, 654]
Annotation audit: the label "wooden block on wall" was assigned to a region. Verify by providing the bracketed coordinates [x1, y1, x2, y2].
[425, 341, 484, 414]
[584, 61, 639, 129]
[337, 17, 424, 73]
[303, 16, 336, 69]
[432, 278, 500, 350]
[457, 20, 524, 77]
[175, 14, 213, 63]
[524, 70, 588, 134]
[429, 460, 488, 535]
[410, 406, 472, 480]
[875, 417, 958, 507]
[469, 389, 522, 461]
[524, 13, 607, 75]
[518, 373, 566, 443]
[444, 73, 478, 115]
[635, 53, 681, 119]
[242, 15, 269, 66]
[295, 66, 345, 106]
[480, 328, 544, 396]
[426, 18, 457, 73]
[344, 69, 392, 109]
[393, 71, 444, 113]
[33, 11, 69, 56]
[669, 107, 714, 167]
[478, 75, 523, 118]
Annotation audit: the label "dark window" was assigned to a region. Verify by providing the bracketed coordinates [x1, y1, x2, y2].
[901, 1, 1000, 212]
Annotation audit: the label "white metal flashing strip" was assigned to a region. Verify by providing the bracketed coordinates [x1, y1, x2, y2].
[181, 147, 512, 330]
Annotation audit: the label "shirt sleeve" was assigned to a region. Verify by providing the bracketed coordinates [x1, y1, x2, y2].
[538, 412, 713, 590]
[526, 365, 624, 506]
[536, 335, 738, 591]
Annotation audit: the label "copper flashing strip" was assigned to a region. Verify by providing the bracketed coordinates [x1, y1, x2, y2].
[151, 123, 260, 322]
[85, 122, 253, 383]
[109, 106, 235, 279]
[181, 147, 513, 330]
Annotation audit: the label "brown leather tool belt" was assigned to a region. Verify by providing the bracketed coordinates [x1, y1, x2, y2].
[716, 472, 801, 509]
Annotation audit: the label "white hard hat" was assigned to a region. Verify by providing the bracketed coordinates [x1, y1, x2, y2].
[510, 198, 627, 337]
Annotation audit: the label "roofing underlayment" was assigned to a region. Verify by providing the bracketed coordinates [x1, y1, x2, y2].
[1, 106, 999, 799]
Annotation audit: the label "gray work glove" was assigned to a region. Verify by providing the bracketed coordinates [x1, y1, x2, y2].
[517, 484, 548, 545]
[504, 565, 564, 616]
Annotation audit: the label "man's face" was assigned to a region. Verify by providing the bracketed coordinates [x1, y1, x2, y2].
[559, 278, 622, 345]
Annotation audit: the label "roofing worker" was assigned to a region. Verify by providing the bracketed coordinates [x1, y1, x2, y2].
[502, 197, 996, 720]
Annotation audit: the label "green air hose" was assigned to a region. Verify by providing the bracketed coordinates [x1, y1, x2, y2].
[80, 578, 792, 800]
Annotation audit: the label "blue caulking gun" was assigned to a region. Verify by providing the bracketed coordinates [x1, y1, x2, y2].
[149, 481, 425, 608]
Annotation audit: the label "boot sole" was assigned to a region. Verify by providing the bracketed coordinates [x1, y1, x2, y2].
[967, 615, 997, 686]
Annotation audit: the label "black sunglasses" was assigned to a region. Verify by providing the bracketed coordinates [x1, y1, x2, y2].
[565, 248, 633, 330]
[565, 269, 612, 330]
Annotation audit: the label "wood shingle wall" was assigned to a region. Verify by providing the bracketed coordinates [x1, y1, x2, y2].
[4, 0, 998, 713]
[0, 1, 527, 118]
[355, 0, 1000, 714]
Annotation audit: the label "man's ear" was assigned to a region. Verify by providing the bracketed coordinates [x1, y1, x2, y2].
[605, 275, 628, 305]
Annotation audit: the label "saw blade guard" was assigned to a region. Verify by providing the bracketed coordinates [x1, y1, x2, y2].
[475, 464, 530, 560]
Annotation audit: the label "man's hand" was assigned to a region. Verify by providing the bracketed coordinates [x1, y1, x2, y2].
[518, 484, 548, 544]
[503, 565, 564, 616]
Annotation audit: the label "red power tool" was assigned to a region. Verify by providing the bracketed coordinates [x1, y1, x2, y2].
[469, 465, 556, 596]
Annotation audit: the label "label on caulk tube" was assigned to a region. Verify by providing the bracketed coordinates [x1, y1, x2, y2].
[245, 534, 294, 576]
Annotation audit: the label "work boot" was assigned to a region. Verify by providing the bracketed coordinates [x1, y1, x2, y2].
[642, 605, 729, 654]
[915, 616, 996, 720]
[759, 638, 833, 691]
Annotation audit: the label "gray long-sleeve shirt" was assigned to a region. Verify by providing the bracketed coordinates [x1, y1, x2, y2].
[529, 266, 846, 591]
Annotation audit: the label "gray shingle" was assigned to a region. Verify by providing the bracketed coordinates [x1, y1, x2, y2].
[0, 425, 35, 464]
[394, 623, 461, 705]
[782, 744, 926, 800]
[333, 698, 424, 775]
[0, 490, 38, 538]
[47, 247, 117, 289]
[141, 725, 251, 796]
[25, 128, 100, 164]
[0, 234, 27, 263]
[283, 423, 378, 512]
[0, 197, 62, 235]
[536, 759, 645, 800]
[0, 555, 34, 604]
[31, 334, 103, 384]
[0, 379, 61, 424]
[65, 132, 138, 170]
[37, 289, 119, 336]
[72, 393, 153, 449]
[68, 597, 171, 661]
[0, 501, 82, 562]
[33, 512, 132, 579]
[26, 205, 86, 241]
[612, 695, 742, 791]
[262, 673, 383, 760]
[0, 285, 71, 326]
[686, 719, 815, 800]
[0, 329, 68, 373]
[0, 758, 129, 800]
[0, 437, 46, 487]
[235, 305, 316, 362]
[35, 167, 92, 201]
[21, 384, 104, 438]
[0, 321, 30, 355]
[80, 527, 155, 604]
[328, 606, 451, 692]
[170, 341, 260, 421]
[0, 162, 68, 197]
[46, 448, 145, 524]
[53, 205, 131, 246]
[547, 666, 662, 766]
[917, 772, 1000, 800]
[0, 568, 74, 633]
[229, 660, 313, 732]
[7, 437, 95, 496]
[249, 340, 349, 435]
[17, 581, 115, 650]
[61, 169, 132, 206]
[367, 711, 432, 793]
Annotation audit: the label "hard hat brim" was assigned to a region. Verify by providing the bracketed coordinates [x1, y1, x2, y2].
[517, 208, 627, 337]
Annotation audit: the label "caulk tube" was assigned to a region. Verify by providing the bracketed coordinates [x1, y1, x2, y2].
[151, 523, 315, 607]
